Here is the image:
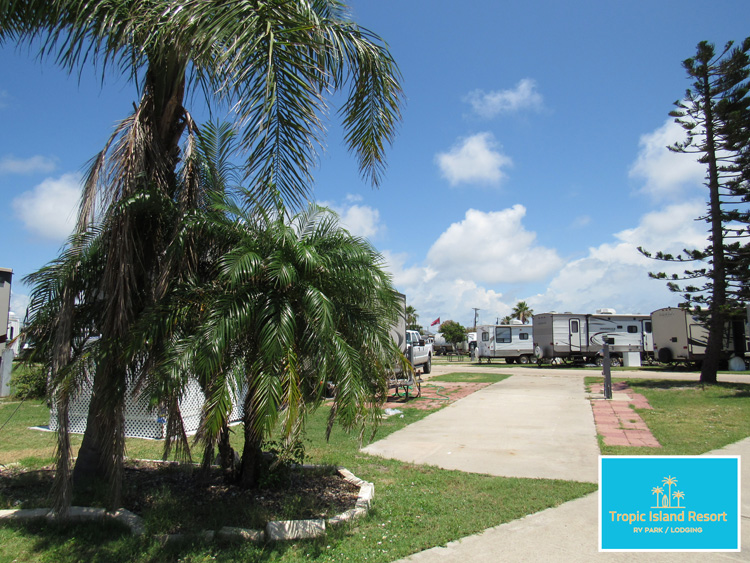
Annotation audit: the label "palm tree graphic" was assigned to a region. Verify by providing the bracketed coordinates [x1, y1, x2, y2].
[672, 491, 685, 508]
[662, 476, 678, 508]
[651, 486, 664, 507]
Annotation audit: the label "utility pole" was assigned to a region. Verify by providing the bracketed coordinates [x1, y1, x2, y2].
[472, 308, 480, 330]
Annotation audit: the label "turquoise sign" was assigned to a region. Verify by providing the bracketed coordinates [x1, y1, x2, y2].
[599, 456, 740, 551]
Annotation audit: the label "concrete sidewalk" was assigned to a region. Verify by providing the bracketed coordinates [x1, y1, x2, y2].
[367, 366, 749, 562]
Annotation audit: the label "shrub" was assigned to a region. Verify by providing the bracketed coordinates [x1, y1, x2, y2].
[10, 363, 47, 399]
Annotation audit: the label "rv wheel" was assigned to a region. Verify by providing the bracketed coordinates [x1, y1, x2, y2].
[610, 357, 621, 367]
[657, 347, 673, 364]
[519, 355, 530, 364]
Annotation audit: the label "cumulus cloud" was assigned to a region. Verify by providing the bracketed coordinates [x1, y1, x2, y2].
[436, 132, 512, 186]
[629, 118, 705, 200]
[390, 200, 710, 325]
[319, 197, 384, 240]
[338, 204, 382, 239]
[382, 249, 511, 328]
[0, 154, 57, 175]
[464, 78, 544, 119]
[10, 293, 30, 319]
[532, 200, 708, 315]
[427, 205, 564, 284]
[12, 173, 81, 240]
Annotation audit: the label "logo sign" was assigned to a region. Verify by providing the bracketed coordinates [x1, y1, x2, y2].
[599, 456, 740, 551]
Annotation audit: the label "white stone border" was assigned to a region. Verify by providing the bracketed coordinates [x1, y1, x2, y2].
[0, 466, 373, 543]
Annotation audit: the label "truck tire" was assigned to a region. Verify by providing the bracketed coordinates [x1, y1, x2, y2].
[423, 355, 432, 374]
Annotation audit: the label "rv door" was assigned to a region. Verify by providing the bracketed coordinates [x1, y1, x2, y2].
[569, 318, 584, 353]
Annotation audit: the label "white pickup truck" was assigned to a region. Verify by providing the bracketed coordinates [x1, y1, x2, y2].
[406, 330, 432, 374]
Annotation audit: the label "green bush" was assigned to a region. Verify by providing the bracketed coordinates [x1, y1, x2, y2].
[10, 363, 47, 399]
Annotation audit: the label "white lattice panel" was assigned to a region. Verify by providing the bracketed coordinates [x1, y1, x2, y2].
[49, 377, 244, 440]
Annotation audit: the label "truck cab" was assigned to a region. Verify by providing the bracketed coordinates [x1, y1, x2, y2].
[406, 330, 432, 374]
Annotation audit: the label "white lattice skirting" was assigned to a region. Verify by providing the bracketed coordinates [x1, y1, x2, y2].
[49, 378, 244, 439]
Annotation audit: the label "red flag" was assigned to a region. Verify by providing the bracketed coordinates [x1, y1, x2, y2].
[430, 317, 440, 326]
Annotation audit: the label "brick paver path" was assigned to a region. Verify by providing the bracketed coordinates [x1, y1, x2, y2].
[589, 382, 660, 448]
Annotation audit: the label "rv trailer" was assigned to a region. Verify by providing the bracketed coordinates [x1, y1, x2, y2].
[651, 307, 748, 367]
[476, 323, 534, 363]
[533, 310, 652, 366]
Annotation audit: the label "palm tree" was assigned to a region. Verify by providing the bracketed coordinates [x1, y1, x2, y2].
[512, 301, 533, 324]
[662, 475, 678, 507]
[182, 198, 405, 487]
[10, 0, 403, 512]
[405, 305, 419, 331]
[500, 315, 513, 325]
[672, 490, 685, 508]
[651, 486, 663, 507]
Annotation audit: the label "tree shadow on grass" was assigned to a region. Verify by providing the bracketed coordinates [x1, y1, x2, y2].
[626, 379, 750, 398]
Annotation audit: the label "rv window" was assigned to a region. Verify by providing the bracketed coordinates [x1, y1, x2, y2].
[627, 325, 638, 333]
[645, 322, 652, 333]
[519, 333, 529, 340]
[571, 320, 579, 333]
[605, 337, 615, 345]
[482, 332, 489, 341]
[495, 327, 512, 343]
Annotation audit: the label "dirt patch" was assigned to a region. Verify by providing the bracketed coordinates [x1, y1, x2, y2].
[0, 460, 360, 534]
[384, 381, 492, 410]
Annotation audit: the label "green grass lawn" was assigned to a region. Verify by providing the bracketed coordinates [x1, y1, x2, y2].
[427, 372, 511, 384]
[5, 371, 747, 562]
[0, 396, 596, 563]
[587, 378, 750, 456]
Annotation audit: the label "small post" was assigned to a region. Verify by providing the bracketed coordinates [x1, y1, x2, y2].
[602, 342, 612, 400]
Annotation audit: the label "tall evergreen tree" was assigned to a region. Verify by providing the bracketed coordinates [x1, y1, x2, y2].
[640, 38, 750, 383]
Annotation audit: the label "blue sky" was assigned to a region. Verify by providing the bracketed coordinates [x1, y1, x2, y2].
[1, 0, 748, 330]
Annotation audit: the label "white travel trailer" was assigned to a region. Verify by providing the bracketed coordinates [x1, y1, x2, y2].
[533, 310, 653, 366]
[476, 323, 534, 364]
[651, 307, 747, 366]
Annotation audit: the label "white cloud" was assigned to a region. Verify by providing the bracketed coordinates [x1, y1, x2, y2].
[383, 249, 511, 328]
[464, 78, 544, 119]
[387, 200, 711, 326]
[10, 293, 30, 319]
[338, 204, 382, 239]
[436, 132, 512, 186]
[0, 90, 9, 109]
[0, 154, 57, 175]
[426, 206, 564, 284]
[319, 199, 384, 240]
[12, 173, 81, 241]
[629, 118, 705, 201]
[532, 200, 708, 315]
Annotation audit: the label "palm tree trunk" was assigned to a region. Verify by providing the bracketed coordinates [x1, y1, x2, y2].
[72, 62, 189, 507]
[239, 391, 263, 489]
[72, 360, 126, 508]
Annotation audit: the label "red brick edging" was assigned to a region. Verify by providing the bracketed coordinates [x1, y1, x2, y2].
[589, 382, 660, 448]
